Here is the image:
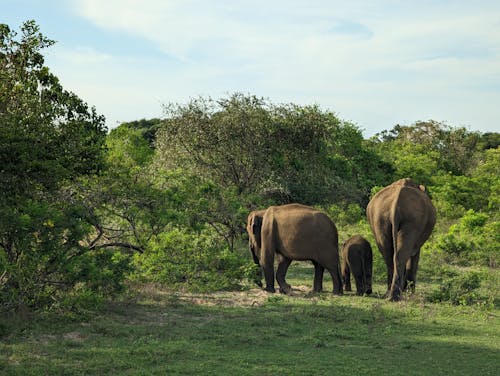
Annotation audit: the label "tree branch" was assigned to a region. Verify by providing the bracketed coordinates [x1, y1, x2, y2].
[90, 242, 144, 253]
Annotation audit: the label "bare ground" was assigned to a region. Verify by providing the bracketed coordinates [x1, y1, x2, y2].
[130, 283, 318, 308]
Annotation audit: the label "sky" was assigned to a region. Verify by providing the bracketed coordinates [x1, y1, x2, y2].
[2, 0, 500, 136]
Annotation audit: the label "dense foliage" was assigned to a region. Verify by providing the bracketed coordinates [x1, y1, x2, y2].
[157, 94, 391, 205]
[1, 21, 498, 313]
[0, 21, 113, 311]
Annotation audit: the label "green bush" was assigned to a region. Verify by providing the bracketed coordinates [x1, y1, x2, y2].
[324, 203, 364, 226]
[133, 227, 251, 292]
[434, 210, 499, 267]
[426, 270, 490, 306]
[0, 200, 131, 312]
[431, 175, 490, 218]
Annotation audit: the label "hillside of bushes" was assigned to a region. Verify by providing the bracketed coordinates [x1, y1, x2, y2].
[1, 21, 498, 315]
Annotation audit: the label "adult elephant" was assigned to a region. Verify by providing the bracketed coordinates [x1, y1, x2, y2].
[366, 178, 436, 301]
[341, 235, 373, 296]
[247, 204, 342, 295]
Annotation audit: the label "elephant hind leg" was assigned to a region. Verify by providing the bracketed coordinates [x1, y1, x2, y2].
[404, 251, 420, 293]
[276, 256, 292, 294]
[389, 230, 419, 301]
[327, 265, 343, 295]
[342, 263, 351, 291]
[353, 270, 365, 296]
[312, 261, 324, 293]
[364, 254, 373, 295]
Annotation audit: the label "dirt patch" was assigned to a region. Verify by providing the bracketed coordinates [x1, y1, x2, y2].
[62, 332, 85, 341]
[175, 285, 315, 307]
[129, 283, 318, 308]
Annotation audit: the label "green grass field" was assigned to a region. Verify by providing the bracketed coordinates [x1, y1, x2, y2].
[1, 263, 499, 375]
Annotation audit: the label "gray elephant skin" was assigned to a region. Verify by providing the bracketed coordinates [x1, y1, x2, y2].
[341, 235, 373, 296]
[246, 204, 343, 295]
[366, 178, 436, 301]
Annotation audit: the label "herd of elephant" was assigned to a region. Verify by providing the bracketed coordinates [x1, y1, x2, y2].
[246, 178, 437, 302]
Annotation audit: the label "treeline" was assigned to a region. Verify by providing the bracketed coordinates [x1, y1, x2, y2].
[1, 21, 498, 313]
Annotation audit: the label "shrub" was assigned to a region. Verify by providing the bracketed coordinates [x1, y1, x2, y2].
[434, 210, 499, 267]
[426, 270, 490, 306]
[324, 203, 364, 226]
[133, 227, 251, 292]
[0, 200, 131, 313]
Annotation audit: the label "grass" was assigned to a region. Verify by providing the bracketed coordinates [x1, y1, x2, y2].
[1, 263, 499, 375]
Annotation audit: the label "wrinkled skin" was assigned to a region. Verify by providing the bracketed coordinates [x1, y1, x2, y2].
[367, 178, 436, 301]
[341, 235, 373, 296]
[247, 204, 342, 295]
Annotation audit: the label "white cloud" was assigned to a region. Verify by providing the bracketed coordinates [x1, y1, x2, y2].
[69, 0, 500, 134]
[54, 46, 112, 65]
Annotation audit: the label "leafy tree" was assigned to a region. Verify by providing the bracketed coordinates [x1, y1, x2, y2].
[0, 21, 110, 311]
[370, 121, 481, 178]
[157, 94, 274, 195]
[74, 125, 175, 257]
[116, 118, 162, 148]
[156, 93, 390, 205]
[471, 147, 500, 214]
[477, 132, 500, 150]
[154, 93, 391, 253]
[0, 21, 106, 198]
[107, 123, 154, 169]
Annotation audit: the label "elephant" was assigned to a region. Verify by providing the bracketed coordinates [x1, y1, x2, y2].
[246, 204, 343, 295]
[366, 178, 436, 301]
[246, 209, 267, 287]
[341, 235, 373, 296]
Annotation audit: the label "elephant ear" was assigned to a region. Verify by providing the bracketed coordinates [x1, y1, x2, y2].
[252, 215, 263, 248]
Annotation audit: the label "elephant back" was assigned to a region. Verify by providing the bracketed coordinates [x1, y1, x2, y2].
[262, 203, 338, 255]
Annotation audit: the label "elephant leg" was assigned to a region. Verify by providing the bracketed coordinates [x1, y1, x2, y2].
[389, 258, 407, 301]
[262, 266, 275, 293]
[328, 264, 343, 295]
[312, 261, 324, 292]
[276, 257, 292, 294]
[382, 252, 394, 297]
[404, 250, 420, 293]
[364, 253, 373, 295]
[353, 268, 365, 296]
[342, 262, 352, 292]
[261, 253, 275, 293]
[389, 249, 409, 301]
[260, 239, 276, 293]
[390, 229, 422, 300]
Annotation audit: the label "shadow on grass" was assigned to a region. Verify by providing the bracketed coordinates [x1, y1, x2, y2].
[1, 282, 498, 376]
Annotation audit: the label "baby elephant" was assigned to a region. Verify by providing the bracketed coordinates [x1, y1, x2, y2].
[341, 235, 373, 295]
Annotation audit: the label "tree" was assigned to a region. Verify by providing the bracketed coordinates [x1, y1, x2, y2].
[157, 94, 274, 195]
[0, 21, 110, 311]
[154, 94, 392, 253]
[477, 132, 500, 150]
[156, 93, 390, 205]
[117, 118, 162, 148]
[369, 121, 482, 181]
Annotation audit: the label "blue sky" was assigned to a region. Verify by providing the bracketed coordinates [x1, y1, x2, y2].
[2, 0, 500, 136]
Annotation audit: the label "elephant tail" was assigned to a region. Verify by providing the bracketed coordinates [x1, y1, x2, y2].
[391, 204, 400, 256]
[392, 222, 398, 256]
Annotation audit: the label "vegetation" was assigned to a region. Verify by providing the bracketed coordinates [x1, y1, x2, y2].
[0, 21, 111, 311]
[0, 20, 499, 374]
[0, 269, 498, 375]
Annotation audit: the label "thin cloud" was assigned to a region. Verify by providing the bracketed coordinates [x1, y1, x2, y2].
[49, 1, 500, 134]
[54, 46, 112, 65]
